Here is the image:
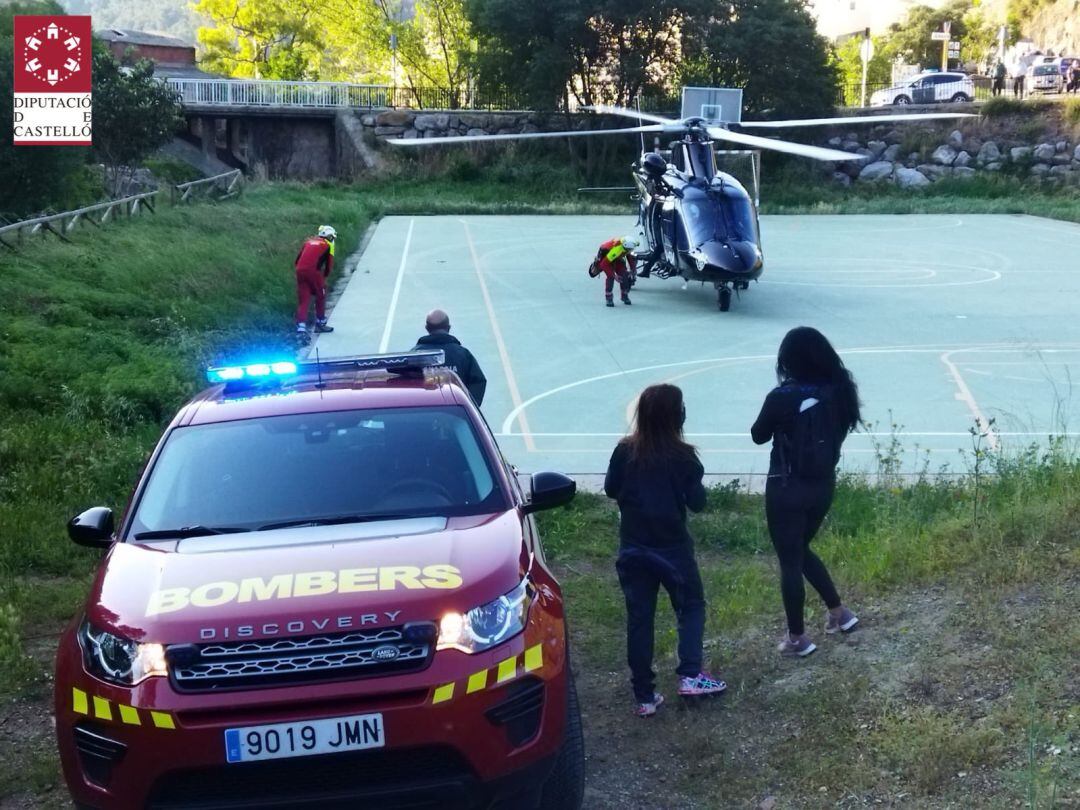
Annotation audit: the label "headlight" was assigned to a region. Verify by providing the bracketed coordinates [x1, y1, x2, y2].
[437, 579, 531, 654]
[78, 619, 167, 685]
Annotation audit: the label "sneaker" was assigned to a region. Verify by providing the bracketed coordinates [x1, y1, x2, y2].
[777, 634, 817, 657]
[825, 606, 859, 635]
[314, 321, 334, 333]
[296, 324, 308, 334]
[605, 297, 615, 308]
[635, 693, 665, 718]
[678, 672, 727, 696]
[621, 295, 632, 305]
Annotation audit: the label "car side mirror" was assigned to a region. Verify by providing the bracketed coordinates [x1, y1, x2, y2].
[523, 472, 576, 515]
[68, 507, 115, 549]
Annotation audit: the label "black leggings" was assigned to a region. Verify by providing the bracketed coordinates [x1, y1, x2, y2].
[765, 478, 841, 635]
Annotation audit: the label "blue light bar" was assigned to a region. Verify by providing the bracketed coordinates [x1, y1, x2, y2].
[205, 351, 444, 386]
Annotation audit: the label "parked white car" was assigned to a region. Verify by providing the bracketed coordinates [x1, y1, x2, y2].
[870, 72, 975, 106]
[1029, 62, 1063, 92]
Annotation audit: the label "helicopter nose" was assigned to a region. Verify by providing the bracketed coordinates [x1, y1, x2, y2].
[699, 240, 761, 273]
[728, 240, 763, 272]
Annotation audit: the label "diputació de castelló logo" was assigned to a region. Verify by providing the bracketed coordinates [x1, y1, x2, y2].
[13, 15, 92, 146]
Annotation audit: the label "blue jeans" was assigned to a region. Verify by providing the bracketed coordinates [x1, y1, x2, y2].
[616, 544, 706, 702]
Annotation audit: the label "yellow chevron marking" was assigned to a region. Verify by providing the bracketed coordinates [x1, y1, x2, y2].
[524, 644, 543, 673]
[119, 705, 141, 725]
[432, 683, 455, 704]
[150, 711, 175, 730]
[72, 688, 88, 715]
[496, 655, 516, 683]
[92, 696, 112, 720]
[466, 670, 488, 694]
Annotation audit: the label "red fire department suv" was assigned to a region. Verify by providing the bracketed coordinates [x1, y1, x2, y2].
[55, 351, 584, 809]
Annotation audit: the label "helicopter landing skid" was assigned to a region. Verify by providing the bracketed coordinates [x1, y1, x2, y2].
[715, 283, 733, 312]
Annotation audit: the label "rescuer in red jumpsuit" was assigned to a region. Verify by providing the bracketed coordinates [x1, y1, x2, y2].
[294, 225, 337, 336]
[594, 236, 639, 307]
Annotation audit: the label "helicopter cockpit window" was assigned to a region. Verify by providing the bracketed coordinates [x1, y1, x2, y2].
[683, 190, 757, 245]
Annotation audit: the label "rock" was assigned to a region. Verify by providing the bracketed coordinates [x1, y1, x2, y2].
[1052, 154, 1072, 165]
[948, 129, 964, 148]
[459, 112, 490, 128]
[423, 130, 443, 138]
[932, 144, 958, 165]
[1075, 144, 1080, 161]
[984, 161, 1003, 171]
[953, 166, 977, 180]
[827, 136, 842, 147]
[842, 140, 861, 152]
[918, 164, 948, 181]
[954, 150, 972, 168]
[760, 798, 778, 810]
[908, 152, 920, 162]
[465, 128, 487, 137]
[375, 109, 412, 127]
[858, 161, 894, 182]
[522, 123, 539, 133]
[976, 141, 1001, 165]
[360, 114, 376, 127]
[1030, 163, 1051, 176]
[883, 144, 902, 162]
[1011, 146, 1033, 161]
[867, 140, 887, 158]
[412, 114, 438, 132]
[895, 167, 930, 188]
[373, 125, 405, 136]
[832, 171, 852, 187]
[1050, 164, 1072, 177]
[403, 128, 419, 139]
[854, 147, 874, 165]
[1056, 140, 1069, 152]
[447, 114, 460, 130]
[884, 129, 903, 145]
[1034, 143, 1056, 161]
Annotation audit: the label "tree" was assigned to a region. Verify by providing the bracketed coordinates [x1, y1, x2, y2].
[466, 0, 694, 109]
[0, 0, 90, 219]
[91, 49, 183, 196]
[679, 0, 839, 119]
[324, 0, 475, 106]
[193, 0, 328, 80]
[884, 0, 991, 71]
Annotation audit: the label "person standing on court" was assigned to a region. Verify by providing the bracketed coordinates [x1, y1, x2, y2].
[412, 309, 487, 406]
[605, 384, 726, 718]
[294, 225, 337, 337]
[751, 327, 861, 657]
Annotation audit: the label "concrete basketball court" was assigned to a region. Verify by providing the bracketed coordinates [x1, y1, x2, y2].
[313, 214, 1080, 480]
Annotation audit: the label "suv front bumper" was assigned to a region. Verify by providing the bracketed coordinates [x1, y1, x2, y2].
[57, 620, 567, 810]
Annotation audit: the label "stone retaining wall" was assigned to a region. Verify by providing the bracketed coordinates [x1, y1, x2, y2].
[359, 109, 589, 140]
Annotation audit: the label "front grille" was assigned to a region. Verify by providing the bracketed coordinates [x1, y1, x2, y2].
[169, 625, 433, 692]
[147, 746, 475, 810]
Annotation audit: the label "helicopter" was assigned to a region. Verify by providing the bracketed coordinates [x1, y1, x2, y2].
[391, 90, 975, 311]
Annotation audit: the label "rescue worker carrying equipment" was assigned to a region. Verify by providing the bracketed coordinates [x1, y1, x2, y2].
[592, 236, 639, 307]
[295, 225, 337, 335]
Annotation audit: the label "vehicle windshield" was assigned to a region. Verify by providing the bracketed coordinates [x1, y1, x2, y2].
[1034, 65, 1058, 75]
[127, 406, 506, 539]
[682, 189, 757, 245]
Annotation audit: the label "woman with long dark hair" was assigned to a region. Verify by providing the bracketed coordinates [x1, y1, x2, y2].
[605, 384, 726, 717]
[751, 327, 861, 657]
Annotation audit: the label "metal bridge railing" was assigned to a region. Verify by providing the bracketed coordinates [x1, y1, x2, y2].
[165, 78, 395, 109]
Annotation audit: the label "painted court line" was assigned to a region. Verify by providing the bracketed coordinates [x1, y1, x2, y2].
[460, 218, 536, 451]
[378, 218, 415, 353]
[940, 349, 999, 451]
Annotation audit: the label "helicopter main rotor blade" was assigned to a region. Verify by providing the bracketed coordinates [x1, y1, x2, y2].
[738, 112, 978, 129]
[706, 126, 859, 162]
[583, 105, 680, 125]
[386, 124, 666, 147]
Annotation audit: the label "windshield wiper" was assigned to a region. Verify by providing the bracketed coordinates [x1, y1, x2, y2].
[134, 525, 250, 540]
[257, 513, 434, 532]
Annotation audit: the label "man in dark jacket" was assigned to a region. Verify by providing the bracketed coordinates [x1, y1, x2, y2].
[413, 310, 487, 405]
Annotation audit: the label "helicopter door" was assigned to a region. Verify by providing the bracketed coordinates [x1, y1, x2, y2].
[660, 197, 679, 263]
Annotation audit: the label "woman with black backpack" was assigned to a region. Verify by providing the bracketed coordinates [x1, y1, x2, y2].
[751, 327, 861, 657]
